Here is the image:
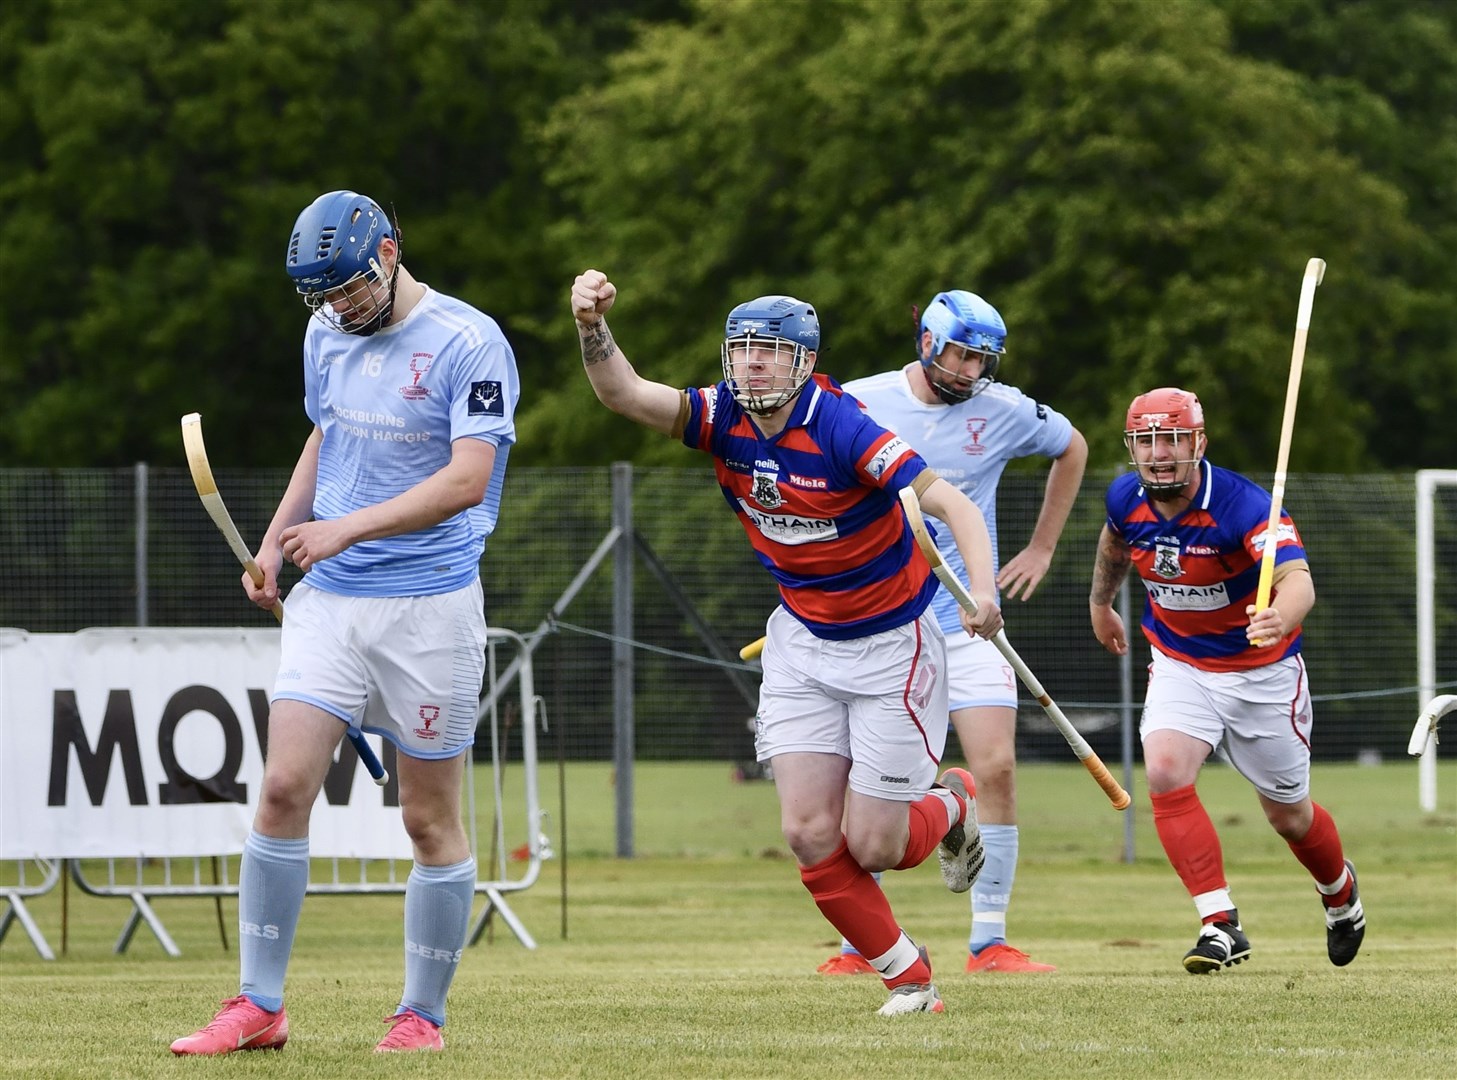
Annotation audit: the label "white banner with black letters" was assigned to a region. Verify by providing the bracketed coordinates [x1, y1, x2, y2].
[0, 628, 411, 860]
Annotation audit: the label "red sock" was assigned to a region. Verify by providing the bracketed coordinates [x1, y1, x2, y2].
[1286, 803, 1351, 906]
[800, 841, 929, 986]
[1151, 784, 1227, 918]
[892, 792, 960, 871]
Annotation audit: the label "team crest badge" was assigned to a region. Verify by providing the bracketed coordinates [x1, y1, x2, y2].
[751, 471, 783, 509]
[1153, 541, 1183, 579]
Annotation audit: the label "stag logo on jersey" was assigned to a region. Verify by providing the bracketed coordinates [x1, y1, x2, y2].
[751, 471, 783, 509]
[413, 704, 442, 740]
[962, 418, 989, 456]
[1153, 541, 1183, 579]
[738, 500, 838, 545]
[1144, 580, 1230, 611]
[468, 381, 504, 416]
[866, 436, 910, 480]
[400, 352, 435, 400]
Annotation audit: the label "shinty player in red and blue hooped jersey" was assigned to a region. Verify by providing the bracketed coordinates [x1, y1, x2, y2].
[680, 369, 939, 640]
[1090, 387, 1364, 976]
[1102, 424, 1306, 673]
[572, 269, 1003, 1016]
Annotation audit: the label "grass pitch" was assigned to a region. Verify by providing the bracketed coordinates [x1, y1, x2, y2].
[2, 761, 1454, 1079]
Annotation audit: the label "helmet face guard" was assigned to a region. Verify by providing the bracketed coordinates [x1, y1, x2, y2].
[1124, 388, 1207, 498]
[721, 334, 814, 415]
[722, 295, 820, 415]
[923, 341, 1002, 404]
[301, 267, 399, 336]
[286, 191, 399, 336]
[918, 290, 1007, 404]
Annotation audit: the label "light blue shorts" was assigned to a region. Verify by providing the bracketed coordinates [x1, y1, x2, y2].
[273, 580, 486, 760]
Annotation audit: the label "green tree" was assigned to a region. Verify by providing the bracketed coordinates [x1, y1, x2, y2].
[0, 0, 684, 467]
[1213, 0, 1457, 469]
[535, 0, 1448, 472]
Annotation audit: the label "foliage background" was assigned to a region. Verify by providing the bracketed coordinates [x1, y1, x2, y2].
[1, 0, 1453, 472]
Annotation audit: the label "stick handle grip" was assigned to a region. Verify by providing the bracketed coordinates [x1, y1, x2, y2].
[1254, 543, 1278, 614]
[1082, 753, 1132, 810]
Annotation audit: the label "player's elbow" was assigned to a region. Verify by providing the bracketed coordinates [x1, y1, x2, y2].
[1059, 428, 1089, 464]
[590, 375, 639, 418]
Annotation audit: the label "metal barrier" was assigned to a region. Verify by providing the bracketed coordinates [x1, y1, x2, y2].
[24, 627, 547, 957]
[0, 858, 61, 959]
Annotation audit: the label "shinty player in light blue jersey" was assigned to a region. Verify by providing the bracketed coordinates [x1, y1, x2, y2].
[171, 191, 518, 1057]
[820, 289, 1087, 976]
[301, 265, 516, 596]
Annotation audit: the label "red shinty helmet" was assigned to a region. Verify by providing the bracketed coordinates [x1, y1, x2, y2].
[1125, 387, 1204, 435]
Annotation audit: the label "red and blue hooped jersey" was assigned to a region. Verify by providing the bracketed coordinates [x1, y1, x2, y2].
[1105, 458, 1306, 672]
[680, 373, 936, 640]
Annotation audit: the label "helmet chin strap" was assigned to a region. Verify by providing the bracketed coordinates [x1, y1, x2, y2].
[921, 359, 973, 405]
[742, 382, 809, 416]
[1136, 453, 1203, 499]
[342, 257, 399, 337]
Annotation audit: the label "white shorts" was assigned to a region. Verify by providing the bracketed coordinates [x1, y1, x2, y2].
[944, 631, 1017, 712]
[753, 605, 949, 802]
[1142, 650, 1313, 803]
[273, 580, 486, 760]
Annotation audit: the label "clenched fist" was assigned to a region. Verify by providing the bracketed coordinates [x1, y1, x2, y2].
[572, 270, 616, 324]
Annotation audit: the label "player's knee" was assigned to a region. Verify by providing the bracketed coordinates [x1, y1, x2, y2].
[255, 776, 315, 832]
[781, 813, 841, 865]
[1263, 800, 1311, 840]
[844, 832, 898, 873]
[401, 802, 465, 857]
[1142, 755, 1195, 795]
[970, 752, 1016, 796]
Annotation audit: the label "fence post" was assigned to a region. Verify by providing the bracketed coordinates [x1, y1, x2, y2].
[611, 462, 635, 857]
[134, 463, 149, 627]
[1119, 574, 1135, 863]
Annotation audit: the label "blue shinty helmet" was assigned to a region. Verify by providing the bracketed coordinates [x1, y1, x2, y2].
[724, 295, 821, 352]
[285, 191, 397, 335]
[917, 290, 1007, 403]
[285, 191, 394, 295]
[721, 295, 820, 414]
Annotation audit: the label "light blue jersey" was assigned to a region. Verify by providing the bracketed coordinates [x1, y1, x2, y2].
[300, 286, 519, 597]
[843, 368, 1072, 638]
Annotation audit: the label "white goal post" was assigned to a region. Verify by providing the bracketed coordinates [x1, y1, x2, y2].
[1415, 469, 1457, 812]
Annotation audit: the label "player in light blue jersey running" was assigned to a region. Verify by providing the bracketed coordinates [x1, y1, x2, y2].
[816, 290, 1087, 975]
[173, 191, 519, 1057]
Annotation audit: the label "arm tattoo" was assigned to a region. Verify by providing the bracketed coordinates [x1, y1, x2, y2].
[1090, 530, 1133, 605]
[580, 320, 616, 367]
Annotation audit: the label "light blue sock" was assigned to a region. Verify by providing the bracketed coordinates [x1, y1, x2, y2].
[969, 824, 1018, 954]
[238, 831, 310, 1012]
[399, 858, 476, 1027]
[839, 870, 884, 955]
